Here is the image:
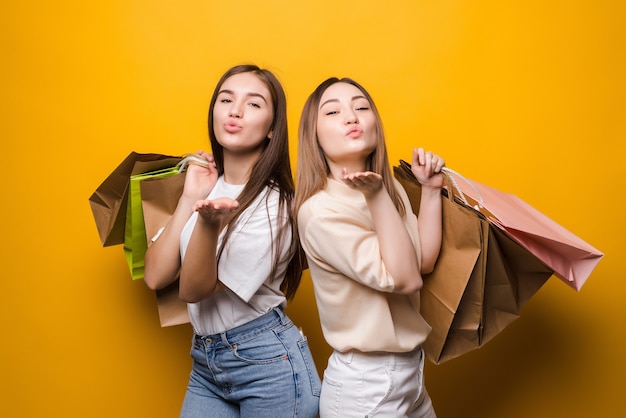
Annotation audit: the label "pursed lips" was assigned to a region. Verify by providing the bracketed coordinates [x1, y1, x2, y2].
[224, 121, 242, 133]
[346, 127, 363, 138]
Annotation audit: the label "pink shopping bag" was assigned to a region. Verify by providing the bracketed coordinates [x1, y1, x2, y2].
[444, 168, 603, 291]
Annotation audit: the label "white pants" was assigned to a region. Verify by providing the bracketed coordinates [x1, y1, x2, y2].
[319, 347, 436, 418]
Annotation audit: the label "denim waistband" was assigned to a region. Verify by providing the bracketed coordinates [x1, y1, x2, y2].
[194, 306, 290, 347]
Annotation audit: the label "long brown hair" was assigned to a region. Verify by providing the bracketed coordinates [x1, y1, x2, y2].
[208, 64, 303, 300]
[294, 77, 405, 217]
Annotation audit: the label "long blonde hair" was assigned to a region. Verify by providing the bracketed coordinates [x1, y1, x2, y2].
[294, 77, 405, 217]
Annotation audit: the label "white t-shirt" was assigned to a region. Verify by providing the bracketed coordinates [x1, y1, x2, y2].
[180, 177, 289, 336]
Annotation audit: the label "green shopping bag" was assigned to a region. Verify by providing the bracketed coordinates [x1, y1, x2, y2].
[124, 166, 180, 280]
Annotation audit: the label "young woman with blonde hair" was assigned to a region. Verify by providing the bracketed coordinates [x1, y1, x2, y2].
[295, 77, 445, 417]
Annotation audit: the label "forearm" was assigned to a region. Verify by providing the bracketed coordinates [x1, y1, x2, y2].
[143, 196, 197, 290]
[367, 189, 422, 293]
[417, 186, 443, 273]
[178, 217, 221, 303]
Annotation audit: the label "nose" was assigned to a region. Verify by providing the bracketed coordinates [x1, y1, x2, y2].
[228, 102, 243, 118]
[345, 110, 359, 124]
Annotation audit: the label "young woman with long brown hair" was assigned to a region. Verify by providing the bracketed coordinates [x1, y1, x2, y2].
[144, 64, 320, 418]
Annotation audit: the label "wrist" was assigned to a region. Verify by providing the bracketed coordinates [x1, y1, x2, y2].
[420, 184, 442, 195]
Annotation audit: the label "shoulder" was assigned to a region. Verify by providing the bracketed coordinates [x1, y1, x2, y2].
[298, 182, 349, 221]
[298, 184, 370, 236]
[298, 190, 330, 225]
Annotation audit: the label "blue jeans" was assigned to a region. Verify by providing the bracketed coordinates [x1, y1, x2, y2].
[180, 307, 321, 418]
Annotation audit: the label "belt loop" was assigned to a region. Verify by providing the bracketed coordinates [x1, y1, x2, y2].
[273, 306, 287, 324]
[220, 332, 232, 349]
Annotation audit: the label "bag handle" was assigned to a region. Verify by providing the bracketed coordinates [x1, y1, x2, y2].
[175, 154, 211, 172]
[397, 159, 485, 211]
[441, 167, 502, 225]
[441, 167, 484, 210]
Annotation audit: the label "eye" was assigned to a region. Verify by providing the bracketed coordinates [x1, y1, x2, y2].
[354, 100, 370, 111]
[220, 97, 232, 103]
[323, 107, 340, 115]
[249, 102, 261, 108]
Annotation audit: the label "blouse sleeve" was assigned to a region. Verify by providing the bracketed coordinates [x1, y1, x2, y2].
[299, 204, 402, 292]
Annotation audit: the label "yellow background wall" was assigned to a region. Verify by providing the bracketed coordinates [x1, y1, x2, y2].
[2, 1, 624, 417]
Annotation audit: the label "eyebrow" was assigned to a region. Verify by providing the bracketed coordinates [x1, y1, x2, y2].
[320, 95, 368, 109]
[217, 89, 268, 104]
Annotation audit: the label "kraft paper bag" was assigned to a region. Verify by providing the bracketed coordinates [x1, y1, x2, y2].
[124, 166, 181, 280]
[394, 161, 552, 364]
[90, 152, 209, 327]
[156, 282, 189, 328]
[89, 152, 181, 247]
[442, 169, 603, 291]
[140, 172, 190, 327]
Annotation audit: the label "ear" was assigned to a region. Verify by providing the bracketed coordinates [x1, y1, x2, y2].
[267, 130, 273, 139]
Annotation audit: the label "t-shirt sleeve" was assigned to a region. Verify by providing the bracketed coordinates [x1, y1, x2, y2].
[299, 204, 398, 292]
[218, 191, 289, 302]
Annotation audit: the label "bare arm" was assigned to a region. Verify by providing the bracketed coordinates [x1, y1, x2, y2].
[178, 198, 238, 303]
[143, 195, 200, 290]
[416, 187, 442, 273]
[411, 147, 445, 273]
[143, 151, 217, 291]
[342, 169, 422, 294]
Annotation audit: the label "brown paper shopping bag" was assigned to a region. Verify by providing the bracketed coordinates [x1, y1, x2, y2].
[90, 152, 210, 327]
[125, 166, 182, 280]
[140, 172, 190, 327]
[155, 282, 189, 327]
[394, 161, 552, 364]
[89, 152, 181, 247]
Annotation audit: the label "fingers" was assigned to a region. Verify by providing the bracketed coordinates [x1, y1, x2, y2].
[434, 156, 445, 172]
[412, 147, 445, 174]
[194, 198, 239, 213]
[412, 147, 424, 167]
[188, 151, 215, 168]
[340, 169, 383, 197]
[429, 153, 445, 173]
[341, 170, 379, 184]
[196, 150, 215, 164]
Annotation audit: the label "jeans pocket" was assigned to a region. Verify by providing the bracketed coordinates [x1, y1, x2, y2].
[232, 332, 289, 364]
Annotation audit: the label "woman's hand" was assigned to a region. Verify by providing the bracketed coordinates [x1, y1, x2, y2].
[411, 147, 445, 189]
[341, 170, 423, 293]
[341, 168, 384, 198]
[182, 150, 218, 200]
[194, 197, 239, 225]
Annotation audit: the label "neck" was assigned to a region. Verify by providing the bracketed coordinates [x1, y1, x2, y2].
[222, 149, 262, 184]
